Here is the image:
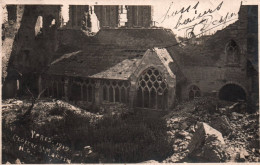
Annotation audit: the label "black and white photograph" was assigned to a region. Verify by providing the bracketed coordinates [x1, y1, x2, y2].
[1, 0, 259, 164]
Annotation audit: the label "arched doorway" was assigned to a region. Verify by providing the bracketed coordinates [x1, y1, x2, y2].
[219, 84, 246, 101]
[136, 67, 168, 110]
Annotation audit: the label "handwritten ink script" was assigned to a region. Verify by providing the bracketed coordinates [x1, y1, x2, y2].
[12, 130, 71, 163]
[160, 1, 240, 37]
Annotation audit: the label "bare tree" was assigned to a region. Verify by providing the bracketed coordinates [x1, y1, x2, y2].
[21, 86, 46, 120]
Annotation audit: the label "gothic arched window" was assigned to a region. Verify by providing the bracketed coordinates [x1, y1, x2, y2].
[189, 85, 201, 100]
[102, 80, 130, 104]
[136, 67, 168, 110]
[225, 40, 240, 64]
[82, 79, 95, 103]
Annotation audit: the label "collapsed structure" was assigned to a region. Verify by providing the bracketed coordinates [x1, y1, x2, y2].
[2, 5, 258, 111]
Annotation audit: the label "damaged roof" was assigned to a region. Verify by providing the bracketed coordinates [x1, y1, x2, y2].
[46, 28, 185, 80]
[47, 45, 185, 82]
[46, 45, 145, 79]
[90, 58, 142, 80]
[153, 48, 175, 78]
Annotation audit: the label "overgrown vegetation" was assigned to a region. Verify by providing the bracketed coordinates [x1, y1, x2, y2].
[2, 99, 173, 163]
[90, 114, 173, 163]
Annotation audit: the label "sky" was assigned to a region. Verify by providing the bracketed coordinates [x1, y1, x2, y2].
[60, 0, 242, 37]
[1, 0, 247, 37]
[152, 0, 241, 37]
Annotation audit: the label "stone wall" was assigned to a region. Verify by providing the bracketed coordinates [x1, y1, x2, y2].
[94, 6, 119, 28]
[181, 66, 249, 100]
[126, 6, 152, 28]
[2, 5, 62, 98]
[68, 5, 88, 29]
[2, 5, 257, 106]
[178, 5, 256, 102]
[2, 5, 24, 79]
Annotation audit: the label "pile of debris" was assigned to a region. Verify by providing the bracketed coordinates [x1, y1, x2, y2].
[163, 97, 259, 163]
[2, 98, 103, 126]
[225, 111, 259, 162]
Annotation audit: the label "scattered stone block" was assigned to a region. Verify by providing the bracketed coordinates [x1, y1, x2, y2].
[188, 122, 227, 162]
[180, 122, 189, 130]
[15, 159, 21, 164]
[176, 130, 189, 138]
[239, 152, 246, 162]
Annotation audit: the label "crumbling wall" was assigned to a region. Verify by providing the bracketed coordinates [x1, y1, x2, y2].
[2, 5, 62, 98]
[2, 5, 24, 79]
[126, 6, 152, 28]
[94, 5, 119, 28]
[179, 6, 254, 102]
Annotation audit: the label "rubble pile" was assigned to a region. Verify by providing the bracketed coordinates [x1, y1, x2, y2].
[163, 97, 259, 163]
[2, 99, 31, 125]
[2, 97, 259, 163]
[2, 99, 24, 111]
[225, 111, 259, 162]
[2, 98, 102, 126]
[3, 98, 172, 163]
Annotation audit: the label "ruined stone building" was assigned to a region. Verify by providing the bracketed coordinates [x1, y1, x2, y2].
[2, 5, 258, 111]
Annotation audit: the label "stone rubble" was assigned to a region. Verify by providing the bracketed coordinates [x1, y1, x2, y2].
[187, 122, 227, 162]
[163, 97, 259, 163]
[2, 97, 259, 163]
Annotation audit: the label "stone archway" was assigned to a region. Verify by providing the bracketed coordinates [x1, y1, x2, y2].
[219, 84, 246, 101]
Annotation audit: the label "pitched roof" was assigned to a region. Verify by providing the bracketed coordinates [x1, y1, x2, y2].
[50, 50, 82, 66]
[46, 45, 144, 79]
[89, 58, 142, 80]
[46, 45, 186, 84]
[153, 48, 175, 78]
[92, 28, 178, 48]
[46, 28, 184, 80]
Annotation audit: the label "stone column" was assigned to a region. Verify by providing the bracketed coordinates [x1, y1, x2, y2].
[167, 79, 176, 110]
[94, 80, 101, 106]
[38, 75, 42, 95]
[167, 86, 175, 110]
[128, 81, 137, 111]
[64, 78, 69, 101]
[80, 84, 83, 100]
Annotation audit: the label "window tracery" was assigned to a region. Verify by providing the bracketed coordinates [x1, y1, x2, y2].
[136, 67, 168, 110]
[102, 80, 130, 103]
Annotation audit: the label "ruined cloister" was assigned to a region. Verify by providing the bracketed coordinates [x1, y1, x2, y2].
[2, 4, 258, 112]
[42, 48, 176, 110]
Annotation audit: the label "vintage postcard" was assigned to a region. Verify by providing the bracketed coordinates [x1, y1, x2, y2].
[1, 0, 259, 164]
